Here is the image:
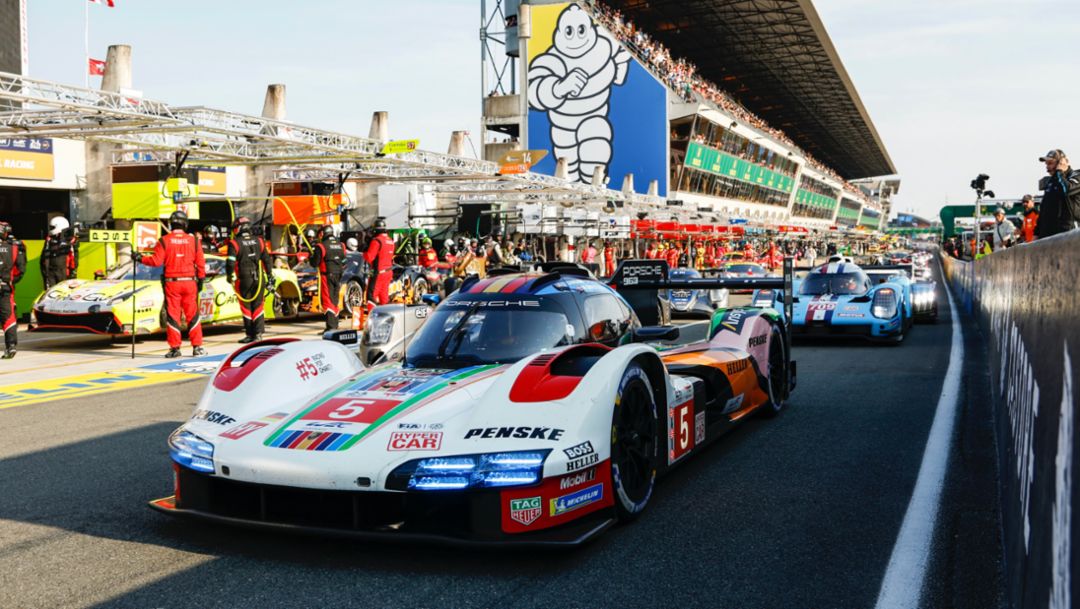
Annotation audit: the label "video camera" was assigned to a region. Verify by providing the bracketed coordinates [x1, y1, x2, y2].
[970, 174, 989, 192]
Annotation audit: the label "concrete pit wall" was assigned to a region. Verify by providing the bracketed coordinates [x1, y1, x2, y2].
[941, 234, 1079, 609]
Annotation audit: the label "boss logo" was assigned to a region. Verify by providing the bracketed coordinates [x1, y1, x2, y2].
[562, 441, 595, 459]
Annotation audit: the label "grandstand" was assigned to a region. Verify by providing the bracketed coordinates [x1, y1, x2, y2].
[482, 0, 899, 233]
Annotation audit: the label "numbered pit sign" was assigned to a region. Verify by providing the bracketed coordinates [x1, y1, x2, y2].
[133, 221, 161, 253]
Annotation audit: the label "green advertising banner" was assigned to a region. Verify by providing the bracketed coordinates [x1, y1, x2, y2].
[685, 142, 795, 194]
[836, 204, 861, 221]
[795, 188, 838, 213]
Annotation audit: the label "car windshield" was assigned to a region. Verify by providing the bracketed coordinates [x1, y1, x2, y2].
[726, 264, 765, 275]
[106, 262, 163, 281]
[799, 272, 868, 296]
[405, 298, 575, 368]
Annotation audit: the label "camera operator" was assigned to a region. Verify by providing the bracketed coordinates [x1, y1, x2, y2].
[1035, 149, 1080, 238]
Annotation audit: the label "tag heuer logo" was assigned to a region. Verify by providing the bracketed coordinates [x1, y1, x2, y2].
[509, 497, 542, 526]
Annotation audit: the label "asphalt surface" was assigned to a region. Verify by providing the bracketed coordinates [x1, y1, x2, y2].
[0, 268, 1004, 609]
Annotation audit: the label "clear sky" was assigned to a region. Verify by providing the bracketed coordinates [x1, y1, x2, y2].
[24, 0, 1080, 220]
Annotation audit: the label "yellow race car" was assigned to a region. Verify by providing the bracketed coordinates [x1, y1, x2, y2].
[30, 255, 303, 335]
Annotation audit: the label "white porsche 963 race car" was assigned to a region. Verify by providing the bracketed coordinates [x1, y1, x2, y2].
[151, 260, 797, 545]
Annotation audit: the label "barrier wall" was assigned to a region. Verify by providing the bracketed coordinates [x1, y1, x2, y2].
[941, 234, 1079, 609]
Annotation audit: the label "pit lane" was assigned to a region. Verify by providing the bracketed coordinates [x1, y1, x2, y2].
[0, 271, 1004, 609]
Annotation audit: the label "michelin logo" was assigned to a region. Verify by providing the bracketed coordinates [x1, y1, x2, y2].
[528, 4, 630, 184]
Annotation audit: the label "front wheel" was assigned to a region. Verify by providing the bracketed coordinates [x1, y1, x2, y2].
[611, 364, 659, 521]
[343, 280, 365, 317]
[758, 324, 787, 418]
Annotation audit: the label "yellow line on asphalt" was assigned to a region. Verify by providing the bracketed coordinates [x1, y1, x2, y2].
[0, 369, 205, 410]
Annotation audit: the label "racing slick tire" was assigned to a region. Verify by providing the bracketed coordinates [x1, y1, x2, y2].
[342, 279, 365, 317]
[412, 277, 430, 302]
[758, 324, 787, 418]
[610, 364, 659, 522]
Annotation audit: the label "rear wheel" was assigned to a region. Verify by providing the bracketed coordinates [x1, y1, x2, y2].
[412, 277, 429, 302]
[611, 364, 658, 521]
[273, 289, 299, 319]
[758, 325, 787, 418]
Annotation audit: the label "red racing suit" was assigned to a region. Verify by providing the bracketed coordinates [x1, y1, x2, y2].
[140, 229, 206, 348]
[0, 237, 26, 350]
[603, 247, 615, 277]
[418, 247, 438, 269]
[364, 232, 395, 307]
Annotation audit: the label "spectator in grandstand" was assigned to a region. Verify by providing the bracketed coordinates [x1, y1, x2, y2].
[1018, 195, 1039, 243]
[1035, 149, 1080, 238]
[991, 208, 1017, 250]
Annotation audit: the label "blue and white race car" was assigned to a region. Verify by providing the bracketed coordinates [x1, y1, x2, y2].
[755, 258, 914, 343]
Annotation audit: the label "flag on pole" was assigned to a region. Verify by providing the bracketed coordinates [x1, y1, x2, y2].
[88, 58, 106, 76]
[88, 0, 115, 6]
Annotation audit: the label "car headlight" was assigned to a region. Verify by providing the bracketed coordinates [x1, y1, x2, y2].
[168, 429, 215, 473]
[872, 288, 898, 319]
[364, 312, 395, 345]
[387, 450, 550, 491]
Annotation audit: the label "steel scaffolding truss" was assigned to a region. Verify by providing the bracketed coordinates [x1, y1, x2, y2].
[0, 71, 660, 206]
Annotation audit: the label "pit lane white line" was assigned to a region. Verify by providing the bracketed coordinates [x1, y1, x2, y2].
[874, 260, 963, 609]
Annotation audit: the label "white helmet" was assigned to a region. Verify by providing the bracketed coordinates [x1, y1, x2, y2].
[49, 216, 70, 236]
[346, 237, 359, 251]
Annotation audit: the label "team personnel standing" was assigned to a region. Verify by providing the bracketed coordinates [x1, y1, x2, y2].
[991, 208, 1017, 250]
[201, 225, 222, 254]
[602, 241, 616, 277]
[311, 224, 346, 331]
[363, 219, 394, 308]
[226, 217, 273, 344]
[1035, 149, 1080, 238]
[40, 217, 78, 290]
[1019, 195, 1039, 243]
[417, 237, 438, 269]
[140, 211, 207, 358]
[0, 222, 26, 359]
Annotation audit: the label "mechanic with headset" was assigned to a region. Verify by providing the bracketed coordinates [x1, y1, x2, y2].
[40, 216, 78, 290]
[200, 225, 222, 255]
[226, 217, 273, 344]
[363, 218, 394, 308]
[0, 221, 26, 359]
[310, 224, 346, 331]
[140, 211, 207, 358]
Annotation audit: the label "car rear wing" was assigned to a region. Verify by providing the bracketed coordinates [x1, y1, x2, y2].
[610, 258, 794, 330]
[862, 264, 914, 281]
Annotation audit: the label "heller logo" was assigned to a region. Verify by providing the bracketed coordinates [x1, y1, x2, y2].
[387, 432, 442, 451]
[566, 452, 599, 472]
[550, 483, 604, 517]
[509, 497, 542, 526]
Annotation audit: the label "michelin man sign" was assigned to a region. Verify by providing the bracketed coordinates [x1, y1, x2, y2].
[526, 3, 668, 196]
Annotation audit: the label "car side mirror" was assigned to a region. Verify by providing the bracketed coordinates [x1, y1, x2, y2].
[631, 325, 680, 343]
[420, 293, 441, 307]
